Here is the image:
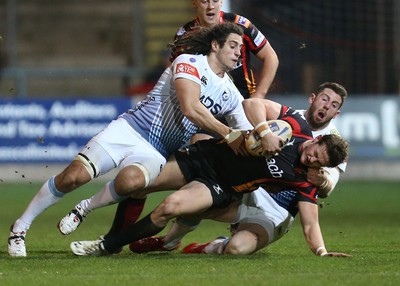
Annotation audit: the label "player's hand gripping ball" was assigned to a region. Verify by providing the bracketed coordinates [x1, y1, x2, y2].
[245, 120, 292, 156]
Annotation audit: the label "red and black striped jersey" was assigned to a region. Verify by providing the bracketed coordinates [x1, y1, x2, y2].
[175, 105, 319, 206]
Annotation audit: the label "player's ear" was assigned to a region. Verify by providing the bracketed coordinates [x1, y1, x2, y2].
[211, 39, 219, 51]
[332, 109, 341, 119]
[309, 93, 317, 104]
[314, 135, 323, 142]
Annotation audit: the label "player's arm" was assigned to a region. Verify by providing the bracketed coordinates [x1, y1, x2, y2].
[174, 78, 230, 139]
[242, 98, 284, 154]
[250, 43, 279, 99]
[307, 167, 341, 198]
[298, 201, 351, 257]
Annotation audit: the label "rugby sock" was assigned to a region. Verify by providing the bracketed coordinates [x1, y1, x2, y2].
[103, 212, 164, 252]
[163, 217, 200, 248]
[103, 197, 147, 239]
[86, 180, 125, 211]
[15, 176, 64, 232]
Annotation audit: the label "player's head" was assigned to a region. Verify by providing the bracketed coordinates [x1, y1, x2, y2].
[192, 0, 223, 27]
[306, 82, 348, 130]
[300, 134, 349, 168]
[172, 22, 243, 70]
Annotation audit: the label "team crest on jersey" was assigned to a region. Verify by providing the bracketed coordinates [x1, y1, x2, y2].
[201, 76, 208, 86]
[236, 16, 250, 28]
[176, 63, 200, 78]
[222, 91, 229, 101]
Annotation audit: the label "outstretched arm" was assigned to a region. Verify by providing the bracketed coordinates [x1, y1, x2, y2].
[298, 201, 351, 257]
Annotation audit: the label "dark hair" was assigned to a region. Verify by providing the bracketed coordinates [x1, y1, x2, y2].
[318, 134, 349, 167]
[170, 22, 244, 56]
[316, 82, 348, 108]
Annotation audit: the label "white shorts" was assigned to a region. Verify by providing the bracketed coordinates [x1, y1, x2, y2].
[235, 188, 294, 244]
[80, 117, 166, 184]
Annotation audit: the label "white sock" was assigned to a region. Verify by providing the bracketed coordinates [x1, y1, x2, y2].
[13, 176, 64, 233]
[204, 237, 230, 254]
[86, 180, 126, 211]
[163, 218, 199, 249]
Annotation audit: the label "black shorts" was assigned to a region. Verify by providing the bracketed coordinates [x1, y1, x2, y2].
[175, 140, 242, 208]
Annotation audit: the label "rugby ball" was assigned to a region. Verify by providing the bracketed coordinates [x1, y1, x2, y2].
[245, 120, 292, 156]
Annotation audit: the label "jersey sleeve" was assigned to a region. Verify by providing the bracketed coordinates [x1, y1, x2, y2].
[298, 185, 318, 204]
[278, 106, 313, 139]
[223, 81, 253, 130]
[171, 54, 201, 85]
[226, 13, 267, 54]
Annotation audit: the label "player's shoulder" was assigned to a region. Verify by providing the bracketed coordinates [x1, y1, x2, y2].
[313, 122, 342, 137]
[173, 54, 204, 65]
[175, 19, 198, 37]
[222, 12, 252, 28]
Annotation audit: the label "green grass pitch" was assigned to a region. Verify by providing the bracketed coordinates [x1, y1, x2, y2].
[0, 180, 399, 285]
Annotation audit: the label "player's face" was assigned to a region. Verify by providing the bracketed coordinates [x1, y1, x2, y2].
[214, 33, 243, 72]
[193, 0, 223, 26]
[307, 88, 342, 130]
[300, 139, 330, 168]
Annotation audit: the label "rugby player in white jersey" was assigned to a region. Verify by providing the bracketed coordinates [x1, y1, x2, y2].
[129, 82, 351, 257]
[7, 23, 253, 257]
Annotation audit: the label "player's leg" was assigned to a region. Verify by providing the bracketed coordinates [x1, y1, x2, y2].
[102, 153, 187, 239]
[128, 216, 200, 253]
[224, 223, 269, 254]
[70, 181, 214, 255]
[8, 146, 103, 257]
[58, 119, 168, 235]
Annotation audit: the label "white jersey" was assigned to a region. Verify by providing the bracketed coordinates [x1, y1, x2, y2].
[121, 54, 251, 158]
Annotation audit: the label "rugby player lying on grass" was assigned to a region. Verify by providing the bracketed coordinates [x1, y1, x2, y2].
[70, 99, 349, 257]
[129, 82, 351, 257]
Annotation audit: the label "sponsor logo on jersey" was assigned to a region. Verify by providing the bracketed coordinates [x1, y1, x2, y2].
[253, 32, 265, 47]
[236, 16, 250, 28]
[176, 63, 200, 78]
[176, 27, 186, 36]
[222, 91, 229, 101]
[200, 95, 222, 115]
[189, 57, 196, 63]
[266, 157, 284, 178]
[201, 75, 208, 86]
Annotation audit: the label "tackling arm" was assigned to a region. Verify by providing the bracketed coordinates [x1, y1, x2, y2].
[242, 98, 284, 155]
[306, 167, 341, 198]
[174, 78, 231, 138]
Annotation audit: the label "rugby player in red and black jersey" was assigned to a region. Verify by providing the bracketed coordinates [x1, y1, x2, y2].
[171, 0, 279, 99]
[69, 106, 349, 256]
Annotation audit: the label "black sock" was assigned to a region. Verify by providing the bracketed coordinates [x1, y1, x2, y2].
[104, 197, 146, 239]
[103, 212, 164, 252]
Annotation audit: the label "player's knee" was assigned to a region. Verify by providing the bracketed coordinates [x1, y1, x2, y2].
[224, 238, 252, 255]
[115, 165, 148, 196]
[224, 228, 264, 255]
[56, 161, 91, 192]
[158, 194, 182, 218]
